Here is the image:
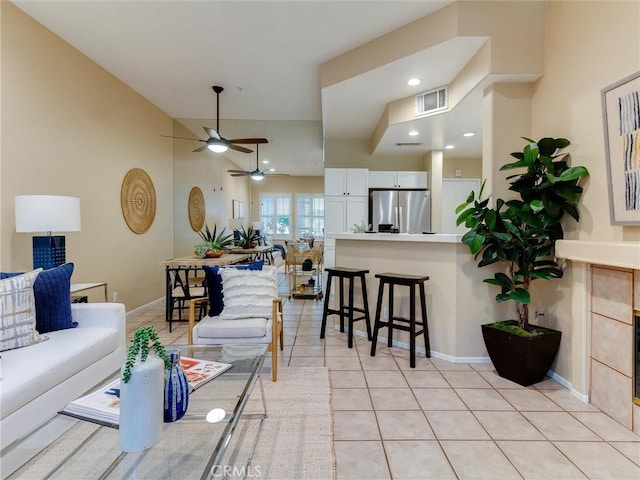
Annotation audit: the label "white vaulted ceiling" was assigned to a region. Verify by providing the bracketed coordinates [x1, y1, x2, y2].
[12, 0, 493, 175]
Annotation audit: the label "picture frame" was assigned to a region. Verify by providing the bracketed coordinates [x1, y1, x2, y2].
[601, 71, 640, 225]
[232, 199, 245, 219]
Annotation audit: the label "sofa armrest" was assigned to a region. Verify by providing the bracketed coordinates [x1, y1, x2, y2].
[72, 303, 126, 337]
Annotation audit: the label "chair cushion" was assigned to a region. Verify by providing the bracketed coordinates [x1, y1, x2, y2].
[0, 270, 44, 352]
[1, 263, 76, 333]
[218, 266, 277, 320]
[203, 261, 265, 317]
[194, 316, 268, 339]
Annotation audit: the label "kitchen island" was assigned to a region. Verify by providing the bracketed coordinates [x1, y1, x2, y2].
[325, 233, 507, 361]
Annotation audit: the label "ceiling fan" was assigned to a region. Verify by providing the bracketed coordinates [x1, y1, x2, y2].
[227, 144, 290, 181]
[163, 86, 268, 154]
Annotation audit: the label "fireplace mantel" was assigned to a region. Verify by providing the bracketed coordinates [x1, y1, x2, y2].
[556, 240, 640, 270]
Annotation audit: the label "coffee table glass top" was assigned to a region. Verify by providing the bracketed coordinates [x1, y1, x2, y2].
[12, 344, 267, 480]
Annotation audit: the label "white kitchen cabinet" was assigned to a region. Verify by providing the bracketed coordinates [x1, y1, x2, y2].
[368, 171, 428, 189]
[325, 168, 369, 196]
[324, 196, 368, 234]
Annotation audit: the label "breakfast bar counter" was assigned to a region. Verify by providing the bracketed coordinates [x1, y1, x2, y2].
[325, 233, 504, 361]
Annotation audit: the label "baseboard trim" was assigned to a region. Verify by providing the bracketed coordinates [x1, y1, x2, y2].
[126, 297, 163, 316]
[343, 326, 490, 364]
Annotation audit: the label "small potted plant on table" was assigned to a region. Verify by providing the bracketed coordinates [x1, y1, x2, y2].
[195, 223, 234, 258]
[456, 137, 589, 386]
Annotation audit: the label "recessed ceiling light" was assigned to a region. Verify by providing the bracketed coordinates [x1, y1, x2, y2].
[407, 78, 421, 86]
[409, 130, 419, 136]
[269, 168, 275, 172]
[445, 145, 455, 149]
[463, 132, 475, 137]
[262, 160, 269, 164]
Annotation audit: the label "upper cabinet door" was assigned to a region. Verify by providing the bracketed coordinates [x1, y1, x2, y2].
[368, 171, 397, 189]
[345, 169, 369, 196]
[325, 168, 369, 196]
[324, 168, 348, 196]
[368, 171, 428, 189]
[397, 171, 428, 189]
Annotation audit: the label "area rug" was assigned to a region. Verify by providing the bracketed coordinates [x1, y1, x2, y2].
[247, 366, 336, 480]
[9, 366, 335, 480]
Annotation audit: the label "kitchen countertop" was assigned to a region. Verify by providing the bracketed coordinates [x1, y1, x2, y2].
[327, 232, 462, 243]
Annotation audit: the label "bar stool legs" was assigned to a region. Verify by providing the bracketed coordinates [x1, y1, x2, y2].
[370, 272, 431, 368]
[320, 268, 371, 348]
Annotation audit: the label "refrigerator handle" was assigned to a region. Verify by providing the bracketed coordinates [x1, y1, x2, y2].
[395, 206, 403, 231]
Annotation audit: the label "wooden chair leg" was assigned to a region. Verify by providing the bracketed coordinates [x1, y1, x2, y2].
[271, 339, 278, 382]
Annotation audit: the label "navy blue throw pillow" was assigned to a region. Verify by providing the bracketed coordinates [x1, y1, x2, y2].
[202, 266, 224, 317]
[0, 263, 76, 333]
[202, 261, 264, 317]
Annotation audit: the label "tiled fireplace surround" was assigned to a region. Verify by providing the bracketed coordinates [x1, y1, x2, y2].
[590, 265, 640, 434]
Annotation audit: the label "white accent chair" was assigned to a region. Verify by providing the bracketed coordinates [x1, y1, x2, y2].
[188, 266, 284, 381]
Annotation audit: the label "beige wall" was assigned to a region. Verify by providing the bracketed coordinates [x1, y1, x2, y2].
[325, 138, 425, 170]
[1, 3, 174, 309]
[172, 120, 251, 258]
[528, 1, 640, 389]
[442, 157, 482, 179]
[532, 1, 640, 244]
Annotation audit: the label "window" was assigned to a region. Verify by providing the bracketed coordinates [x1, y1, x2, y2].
[259, 193, 291, 237]
[296, 194, 324, 238]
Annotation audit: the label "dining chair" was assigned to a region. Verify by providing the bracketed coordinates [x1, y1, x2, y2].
[165, 266, 208, 332]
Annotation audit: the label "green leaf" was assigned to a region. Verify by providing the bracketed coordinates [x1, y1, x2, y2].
[456, 207, 474, 226]
[470, 233, 486, 254]
[496, 293, 511, 303]
[530, 200, 544, 213]
[509, 288, 531, 304]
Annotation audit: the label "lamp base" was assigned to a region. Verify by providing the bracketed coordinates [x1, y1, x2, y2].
[33, 236, 66, 270]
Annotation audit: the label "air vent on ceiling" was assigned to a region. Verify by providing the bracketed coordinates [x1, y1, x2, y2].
[415, 86, 448, 116]
[396, 142, 423, 147]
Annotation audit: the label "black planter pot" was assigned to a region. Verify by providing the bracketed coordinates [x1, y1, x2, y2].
[481, 321, 561, 387]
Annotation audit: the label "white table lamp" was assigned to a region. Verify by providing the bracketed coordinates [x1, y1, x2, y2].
[15, 195, 81, 269]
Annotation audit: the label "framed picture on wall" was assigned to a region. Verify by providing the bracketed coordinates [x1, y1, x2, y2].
[601, 71, 640, 225]
[232, 199, 245, 219]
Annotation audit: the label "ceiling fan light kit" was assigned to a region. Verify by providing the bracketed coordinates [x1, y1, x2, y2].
[207, 141, 229, 153]
[227, 143, 289, 180]
[162, 85, 267, 156]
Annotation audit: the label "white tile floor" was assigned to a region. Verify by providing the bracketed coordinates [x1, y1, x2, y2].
[128, 271, 640, 480]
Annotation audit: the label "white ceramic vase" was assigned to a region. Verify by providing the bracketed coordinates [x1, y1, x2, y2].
[119, 352, 164, 452]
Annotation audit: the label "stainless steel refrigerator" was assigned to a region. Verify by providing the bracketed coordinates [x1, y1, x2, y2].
[369, 189, 431, 233]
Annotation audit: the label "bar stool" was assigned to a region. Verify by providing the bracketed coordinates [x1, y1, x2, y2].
[370, 272, 431, 367]
[320, 267, 371, 348]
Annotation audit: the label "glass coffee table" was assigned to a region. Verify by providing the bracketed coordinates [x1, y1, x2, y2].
[11, 345, 267, 480]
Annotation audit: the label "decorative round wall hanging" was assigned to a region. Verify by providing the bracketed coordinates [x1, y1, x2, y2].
[121, 168, 156, 234]
[188, 186, 205, 232]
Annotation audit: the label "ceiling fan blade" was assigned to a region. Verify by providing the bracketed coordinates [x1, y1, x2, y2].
[265, 173, 290, 176]
[203, 127, 221, 140]
[228, 138, 269, 145]
[193, 145, 209, 153]
[160, 135, 202, 141]
[226, 169, 248, 174]
[229, 144, 253, 154]
[230, 172, 250, 177]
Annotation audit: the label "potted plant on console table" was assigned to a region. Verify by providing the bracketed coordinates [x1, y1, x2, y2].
[456, 137, 589, 386]
[195, 223, 234, 258]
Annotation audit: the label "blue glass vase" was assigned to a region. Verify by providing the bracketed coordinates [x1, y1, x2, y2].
[163, 348, 189, 422]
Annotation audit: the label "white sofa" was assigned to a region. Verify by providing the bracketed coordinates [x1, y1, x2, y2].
[0, 302, 126, 475]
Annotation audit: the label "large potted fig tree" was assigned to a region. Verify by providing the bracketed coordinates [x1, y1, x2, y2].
[456, 137, 589, 386]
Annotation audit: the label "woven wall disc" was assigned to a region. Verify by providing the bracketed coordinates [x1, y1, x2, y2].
[188, 186, 205, 232]
[121, 168, 156, 234]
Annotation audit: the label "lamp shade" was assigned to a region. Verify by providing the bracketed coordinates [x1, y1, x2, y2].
[15, 195, 81, 233]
